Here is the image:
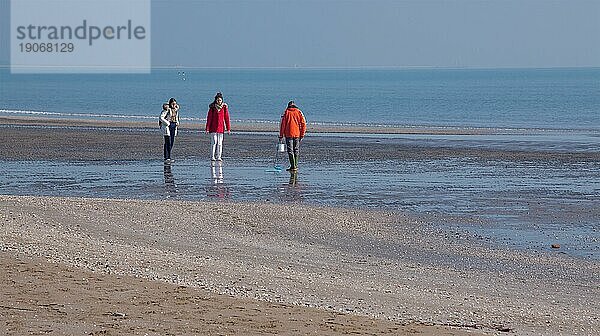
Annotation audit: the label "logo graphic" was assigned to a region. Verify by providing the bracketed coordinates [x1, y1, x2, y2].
[11, 0, 151, 73]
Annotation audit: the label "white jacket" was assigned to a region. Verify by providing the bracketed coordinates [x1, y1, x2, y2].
[159, 107, 179, 137]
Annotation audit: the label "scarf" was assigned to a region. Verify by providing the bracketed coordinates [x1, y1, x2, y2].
[169, 108, 178, 122]
[212, 101, 224, 112]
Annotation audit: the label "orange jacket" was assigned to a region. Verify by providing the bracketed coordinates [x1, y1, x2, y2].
[279, 107, 306, 138]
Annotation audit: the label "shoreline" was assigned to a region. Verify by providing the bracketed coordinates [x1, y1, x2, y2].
[2, 114, 598, 135]
[1, 116, 599, 163]
[1, 195, 598, 335]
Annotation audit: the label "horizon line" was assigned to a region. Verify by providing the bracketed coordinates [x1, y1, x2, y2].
[1, 65, 599, 71]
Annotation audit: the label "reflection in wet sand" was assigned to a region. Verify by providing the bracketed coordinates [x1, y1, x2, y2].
[163, 163, 177, 196]
[207, 161, 229, 199]
[211, 161, 224, 184]
[282, 171, 302, 202]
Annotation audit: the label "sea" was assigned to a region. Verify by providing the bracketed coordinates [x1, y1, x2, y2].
[1, 67, 599, 130]
[1, 67, 599, 259]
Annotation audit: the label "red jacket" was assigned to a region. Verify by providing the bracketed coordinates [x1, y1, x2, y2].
[206, 103, 231, 133]
[279, 107, 306, 138]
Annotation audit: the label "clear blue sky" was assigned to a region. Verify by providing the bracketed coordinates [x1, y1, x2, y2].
[2, 0, 599, 68]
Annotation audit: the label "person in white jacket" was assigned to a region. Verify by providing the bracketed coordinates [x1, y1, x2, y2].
[159, 98, 180, 163]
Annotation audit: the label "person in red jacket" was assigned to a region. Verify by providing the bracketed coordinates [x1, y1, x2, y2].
[279, 100, 306, 172]
[205, 92, 231, 161]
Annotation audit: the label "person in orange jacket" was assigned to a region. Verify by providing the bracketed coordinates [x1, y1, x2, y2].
[279, 100, 306, 171]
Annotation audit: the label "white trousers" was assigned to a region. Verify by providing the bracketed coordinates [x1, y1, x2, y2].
[210, 132, 224, 160]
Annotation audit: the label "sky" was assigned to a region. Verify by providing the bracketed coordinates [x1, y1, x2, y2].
[1, 0, 600, 68]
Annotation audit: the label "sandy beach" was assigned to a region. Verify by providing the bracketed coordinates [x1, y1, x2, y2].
[1, 249, 471, 335]
[1, 117, 599, 335]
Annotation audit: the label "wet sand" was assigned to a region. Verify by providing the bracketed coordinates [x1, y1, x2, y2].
[0, 114, 538, 135]
[1, 117, 599, 335]
[2, 252, 471, 335]
[1, 116, 598, 163]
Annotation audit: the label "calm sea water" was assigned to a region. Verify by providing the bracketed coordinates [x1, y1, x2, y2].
[1, 67, 599, 130]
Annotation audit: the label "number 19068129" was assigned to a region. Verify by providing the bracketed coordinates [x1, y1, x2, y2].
[19, 43, 75, 53]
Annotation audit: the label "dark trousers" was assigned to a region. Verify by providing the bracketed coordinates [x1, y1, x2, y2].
[285, 137, 300, 168]
[164, 124, 177, 159]
[285, 137, 300, 156]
